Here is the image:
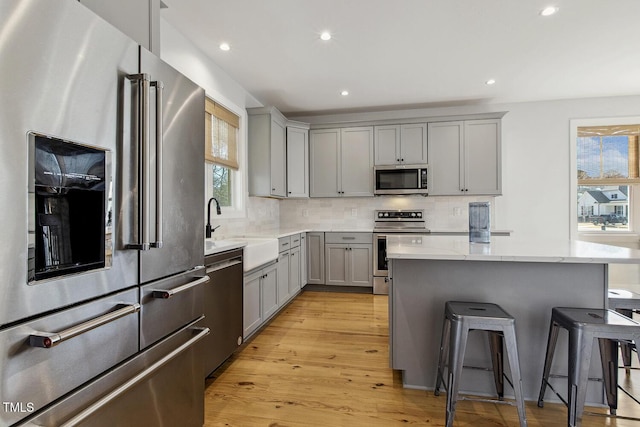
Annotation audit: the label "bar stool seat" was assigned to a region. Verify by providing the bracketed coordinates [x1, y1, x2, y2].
[537, 307, 640, 427]
[434, 301, 527, 427]
[609, 288, 640, 373]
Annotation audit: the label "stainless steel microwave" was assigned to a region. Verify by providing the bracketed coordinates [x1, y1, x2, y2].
[374, 164, 428, 195]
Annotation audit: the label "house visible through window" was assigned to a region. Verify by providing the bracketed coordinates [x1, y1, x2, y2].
[205, 98, 239, 208]
[576, 124, 640, 232]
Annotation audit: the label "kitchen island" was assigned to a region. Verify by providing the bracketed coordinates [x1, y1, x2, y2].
[387, 235, 640, 404]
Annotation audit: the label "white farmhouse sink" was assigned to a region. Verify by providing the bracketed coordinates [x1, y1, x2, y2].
[228, 237, 279, 272]
[204, 239, 244, 254]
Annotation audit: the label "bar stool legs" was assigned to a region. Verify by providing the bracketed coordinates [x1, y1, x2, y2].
[537, 307, 640, 427]
[435, 301, 527, 427]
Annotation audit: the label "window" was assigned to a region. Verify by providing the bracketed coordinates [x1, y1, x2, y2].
[573, 120, 640, 235]
[204, 98, 242, 214]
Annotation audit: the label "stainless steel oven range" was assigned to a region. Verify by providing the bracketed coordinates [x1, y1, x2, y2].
[373, 209, 430, 294]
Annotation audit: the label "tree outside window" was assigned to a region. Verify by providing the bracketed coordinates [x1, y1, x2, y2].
[205, 98, 239, 209]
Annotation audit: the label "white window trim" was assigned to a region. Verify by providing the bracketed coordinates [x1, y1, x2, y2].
[204, 104, 248, 220]
[570, 116, 640, 241]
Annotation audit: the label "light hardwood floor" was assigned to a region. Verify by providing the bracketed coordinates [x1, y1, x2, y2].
[204, 291, 640, 426]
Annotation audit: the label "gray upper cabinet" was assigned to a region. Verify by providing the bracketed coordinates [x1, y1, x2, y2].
[248, 107, 288, 198]
[286, 122, 310, 198]
[428, 119, 501, 196]
[374, 123, 427, 166]
[309, 129, 340, 197]
[309, 126, 374, 197]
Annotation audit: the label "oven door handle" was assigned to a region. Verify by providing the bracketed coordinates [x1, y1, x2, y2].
[29, 303, 141, 349]
[151, 275, 210, 299]
[58, 324, 210, 427]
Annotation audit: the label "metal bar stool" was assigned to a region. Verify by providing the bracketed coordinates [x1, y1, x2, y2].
[434, 301, 527, 427]
[608, 288, 640, 373]
[537, 307, 640, 427]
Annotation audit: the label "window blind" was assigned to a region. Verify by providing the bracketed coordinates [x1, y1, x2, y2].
[205, 98, 239, 169]
[577, 124, 640, 184]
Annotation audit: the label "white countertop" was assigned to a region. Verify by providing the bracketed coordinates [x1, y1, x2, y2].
[386, 235, 640, 264]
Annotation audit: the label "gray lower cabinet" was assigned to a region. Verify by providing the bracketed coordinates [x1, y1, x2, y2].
[306, 232, 325, 284]
[243, 261, 277, 339]
[324, 233, 372, 287]
[289, 246, 301, 295]
[277, 250, 290, 305]
[261, 264, 278, 322]
[244, 235, 305, 339]
[299, 234, 307, 287]
[278, 234, 303, 303]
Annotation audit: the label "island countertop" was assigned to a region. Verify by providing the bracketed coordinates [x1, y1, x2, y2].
[386, 234, 640, 264]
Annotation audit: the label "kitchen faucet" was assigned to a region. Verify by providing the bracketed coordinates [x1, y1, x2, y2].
[206, 197, 221, 238]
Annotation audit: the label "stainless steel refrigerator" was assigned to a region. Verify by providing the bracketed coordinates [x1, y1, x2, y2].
[0, 1, 208, 425]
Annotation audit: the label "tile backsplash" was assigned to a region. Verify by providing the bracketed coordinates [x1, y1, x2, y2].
[279, 195, 498, 231]
[211, 195, 499, 239]
[213, 197, 280, 238]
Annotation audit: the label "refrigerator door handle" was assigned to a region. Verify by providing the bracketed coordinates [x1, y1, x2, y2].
[126, 73, 151, 251]
[150, 80, 164, 249]
[29, 303, 141, 348]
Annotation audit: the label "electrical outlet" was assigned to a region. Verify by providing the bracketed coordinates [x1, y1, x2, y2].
[351, 208, 357, 217]
[302, 209, 308, 217]
[453, 207, 461, 216]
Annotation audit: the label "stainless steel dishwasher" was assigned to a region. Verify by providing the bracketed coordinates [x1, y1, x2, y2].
[203, 248, 244, 377]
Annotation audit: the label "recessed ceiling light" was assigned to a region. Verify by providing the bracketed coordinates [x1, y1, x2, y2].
[540, 6, 558, 16]
[320, 31, 332, 41]
[485, 79, 496, 85]
[340, 90, 349, 96]
[219, 42, 230, 51]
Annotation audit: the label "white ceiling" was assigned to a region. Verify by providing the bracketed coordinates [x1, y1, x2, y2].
[161, 0, 640, 116]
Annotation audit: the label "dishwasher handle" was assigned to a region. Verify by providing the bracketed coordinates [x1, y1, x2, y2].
[151, 275, 209, 299]
[29, 303, 141, 349]
[205, 258, 242, 274]
[58, 324, 210, 427]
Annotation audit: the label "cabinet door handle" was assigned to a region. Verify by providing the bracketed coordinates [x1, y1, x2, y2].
[342, 237, 356, 240]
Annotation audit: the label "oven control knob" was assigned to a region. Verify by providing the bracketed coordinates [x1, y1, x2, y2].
[378, 212, 383, 218]
[417, 212, 422, 217]
[411, 212, 416, 217]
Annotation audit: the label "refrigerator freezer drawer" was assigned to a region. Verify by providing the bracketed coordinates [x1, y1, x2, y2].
[0, 288, 139, 427]
[17, 319, 209, 427]
[140, 266, 207, 349]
